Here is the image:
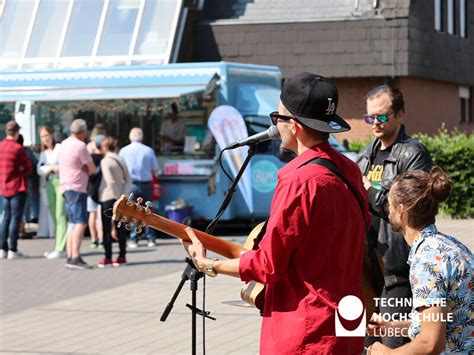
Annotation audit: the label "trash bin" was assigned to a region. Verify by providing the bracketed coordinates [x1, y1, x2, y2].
[165, 200, 193, 226]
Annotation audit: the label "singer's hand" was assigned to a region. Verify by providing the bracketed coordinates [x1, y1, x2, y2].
[181, 227, 208, 272]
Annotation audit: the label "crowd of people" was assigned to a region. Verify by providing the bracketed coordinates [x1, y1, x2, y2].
[0, 74, 472, 352]
[0, 119, 159, 270]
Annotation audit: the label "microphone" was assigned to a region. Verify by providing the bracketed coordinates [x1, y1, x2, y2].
[226, 126, 281, 149]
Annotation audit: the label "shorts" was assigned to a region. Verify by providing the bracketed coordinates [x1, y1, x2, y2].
[63, 190, 88, 224]
[87, 196, 101, 212]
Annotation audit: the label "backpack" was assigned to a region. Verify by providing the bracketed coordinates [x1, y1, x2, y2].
[87, 154, 103, 204]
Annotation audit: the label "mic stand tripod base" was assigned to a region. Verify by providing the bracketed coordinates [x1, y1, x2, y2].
[160, 258, 214, 355]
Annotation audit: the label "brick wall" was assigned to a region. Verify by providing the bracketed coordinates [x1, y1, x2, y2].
[193, 19, 410, 79]
[399, 76, 473, 135]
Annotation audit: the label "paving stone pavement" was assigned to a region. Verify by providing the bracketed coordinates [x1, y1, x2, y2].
[0, 217, 472, 354]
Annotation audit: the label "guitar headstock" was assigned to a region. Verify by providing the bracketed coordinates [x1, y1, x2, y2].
[112, 194, 153, 233]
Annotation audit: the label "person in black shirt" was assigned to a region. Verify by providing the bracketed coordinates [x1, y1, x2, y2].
[357, 85, 432, 349]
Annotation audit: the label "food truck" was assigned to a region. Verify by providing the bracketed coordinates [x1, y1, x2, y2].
[0, 61, 284, 222]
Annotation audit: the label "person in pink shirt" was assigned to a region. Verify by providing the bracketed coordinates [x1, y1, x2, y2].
[59, 119, 96, 270]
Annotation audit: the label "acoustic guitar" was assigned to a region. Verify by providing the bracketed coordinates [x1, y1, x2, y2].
[112, 194, 265, 310]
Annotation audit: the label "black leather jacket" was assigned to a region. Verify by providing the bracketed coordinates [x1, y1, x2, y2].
[357, 126, 432, 285]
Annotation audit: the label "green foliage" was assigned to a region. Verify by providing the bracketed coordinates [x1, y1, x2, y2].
[415, 128, 474, 218]
[348, 136, 372, 153]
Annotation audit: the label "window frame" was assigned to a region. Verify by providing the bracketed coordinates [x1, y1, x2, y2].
[0, 0, 183, 70]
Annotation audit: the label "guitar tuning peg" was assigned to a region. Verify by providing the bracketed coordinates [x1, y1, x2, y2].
[144, 201, 153, 214]
[125, 222, 133, 231]
[127, 193, 134, 205]
[135, 222, 144, 234]
[136, 197, 144, 210]
[117, 216, 127, 228]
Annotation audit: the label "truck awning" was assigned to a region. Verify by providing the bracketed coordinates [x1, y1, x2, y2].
[0, 64, 221, 102]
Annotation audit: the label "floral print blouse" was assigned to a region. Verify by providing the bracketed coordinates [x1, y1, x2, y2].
[407, 224, 473, 353]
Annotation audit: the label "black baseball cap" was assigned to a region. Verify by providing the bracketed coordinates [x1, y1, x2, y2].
[280, 72, 350, 133]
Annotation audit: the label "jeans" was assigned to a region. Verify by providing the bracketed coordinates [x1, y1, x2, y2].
[130, 181, 155, 243]
[63, 190, 88, 224]
[1, 192, 27, 252]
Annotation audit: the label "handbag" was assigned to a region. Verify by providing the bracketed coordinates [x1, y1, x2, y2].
[152, 175, 162, 201]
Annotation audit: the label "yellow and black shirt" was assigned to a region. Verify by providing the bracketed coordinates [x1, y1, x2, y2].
[366, 147, 392, 191]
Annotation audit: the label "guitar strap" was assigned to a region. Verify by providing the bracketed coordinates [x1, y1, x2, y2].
[302, 157, 385, 296]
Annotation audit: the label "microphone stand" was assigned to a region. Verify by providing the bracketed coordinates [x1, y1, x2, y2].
[160, 143, 258, 355]
[206, 143, 258, 234]
[160, 258, 215, 355]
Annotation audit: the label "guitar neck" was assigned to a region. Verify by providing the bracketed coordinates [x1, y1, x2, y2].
[145, 213, 247, 259]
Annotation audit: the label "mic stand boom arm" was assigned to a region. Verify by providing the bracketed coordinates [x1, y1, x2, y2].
[205, 143, 258, 234]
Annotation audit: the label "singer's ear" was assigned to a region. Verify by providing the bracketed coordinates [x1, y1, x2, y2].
[291, 119, 302, 134]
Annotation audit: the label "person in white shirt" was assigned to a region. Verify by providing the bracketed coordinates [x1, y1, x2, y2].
[159, 103, 187, 153]
[37, 126, 67, 259]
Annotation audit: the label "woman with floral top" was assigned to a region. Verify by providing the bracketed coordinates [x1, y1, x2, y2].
[367, 169, 472, 354]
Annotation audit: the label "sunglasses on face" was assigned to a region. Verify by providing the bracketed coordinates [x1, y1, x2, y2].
[363, 111, 394, 124]
[269, 111, 294, 125]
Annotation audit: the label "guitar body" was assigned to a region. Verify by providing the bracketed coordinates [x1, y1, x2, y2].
[240, 222, 266, 311]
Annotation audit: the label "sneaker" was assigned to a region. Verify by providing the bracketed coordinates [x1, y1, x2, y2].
[112, 257, 127, 267]
[98, 258, 113, 268]
[7, 250, 29, 259]
[147, 241, 156, 248]
[127, 241, 138, 249]
[90, 241, 99, 249]
[44, 250, 66, 260]
[65, 257, 93, 270]
[0, 250, 7, 259]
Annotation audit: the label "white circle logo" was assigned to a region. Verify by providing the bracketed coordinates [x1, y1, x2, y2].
[335, 295, 366, 337]
[338, 295, 363, 320]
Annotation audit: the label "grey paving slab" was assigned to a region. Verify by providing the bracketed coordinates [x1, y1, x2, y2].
[0, 218, 472, 354]
[0, 268, 260, 354]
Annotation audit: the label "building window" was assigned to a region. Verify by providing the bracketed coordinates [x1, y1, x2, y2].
[447, 0, 456, 35]
[460, 0, 467, 38]
[0, 0, 182, 70]
[26, 0, 70, 62]
[435, 0, 468, 37]
[435, 0, 444, 31]
[62, 0, 104, 57]
[459, 86, 472, 123]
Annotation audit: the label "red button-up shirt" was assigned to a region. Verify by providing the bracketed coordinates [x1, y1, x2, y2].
[0, 138, 32, 198]
[239, 141, 369, 354]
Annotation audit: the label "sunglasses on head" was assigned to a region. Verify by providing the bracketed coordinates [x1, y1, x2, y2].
[363, 111, 394, 124]
[269, 111, 295, 125]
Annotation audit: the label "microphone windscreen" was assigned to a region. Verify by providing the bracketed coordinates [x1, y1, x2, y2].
[268, 125, 281, 140]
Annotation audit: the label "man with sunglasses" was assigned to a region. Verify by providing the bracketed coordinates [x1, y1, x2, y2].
[183, 72, 369, 354]
[357, 85, 432, 349]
